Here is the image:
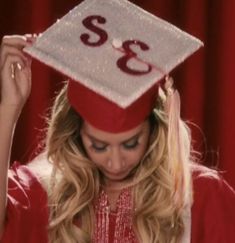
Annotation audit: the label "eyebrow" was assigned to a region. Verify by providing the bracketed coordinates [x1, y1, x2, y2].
[85, 130, 143, 145]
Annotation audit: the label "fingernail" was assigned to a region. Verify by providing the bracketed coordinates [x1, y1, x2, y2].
[25, 33, 33, 38]
[16, 62, 23, 70]
[26, 38, 34, 44]
[25, 33, 38, 44]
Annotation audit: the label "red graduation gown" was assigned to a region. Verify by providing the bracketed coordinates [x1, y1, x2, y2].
[1, 162, 235, 243]
[1, 162, 48, 243]
[191, 165, 235, 243]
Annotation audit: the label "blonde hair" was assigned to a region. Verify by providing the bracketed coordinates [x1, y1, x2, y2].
[46, 85, 99, 243]
[46, 83, 193, 243]
[132, 96, 192, 242]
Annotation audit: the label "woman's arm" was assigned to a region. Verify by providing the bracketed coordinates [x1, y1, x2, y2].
[0, 35, 32, 237]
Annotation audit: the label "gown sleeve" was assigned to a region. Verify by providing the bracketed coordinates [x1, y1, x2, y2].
[191, 165, 235, 243]
[0, 162, 49, 243]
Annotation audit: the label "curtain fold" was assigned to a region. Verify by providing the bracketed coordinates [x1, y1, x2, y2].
[1, 0, 235, 188]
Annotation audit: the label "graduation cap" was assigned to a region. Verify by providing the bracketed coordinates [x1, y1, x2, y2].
[24, 0, 203, 133]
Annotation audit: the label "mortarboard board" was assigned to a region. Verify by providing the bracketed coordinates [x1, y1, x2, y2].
[24, 0, 203, 132]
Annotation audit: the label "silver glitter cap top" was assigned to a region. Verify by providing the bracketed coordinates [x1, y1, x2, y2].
[24, 0, 203, 108]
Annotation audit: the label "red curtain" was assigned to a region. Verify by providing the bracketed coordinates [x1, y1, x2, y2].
[1, 0, 235, 188]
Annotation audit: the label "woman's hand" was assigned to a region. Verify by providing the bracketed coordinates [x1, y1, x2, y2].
[0, 35, 35, 237]
[0, 35, 34, 116]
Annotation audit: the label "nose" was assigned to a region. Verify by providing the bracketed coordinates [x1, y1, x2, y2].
[107, 147, 125, 172]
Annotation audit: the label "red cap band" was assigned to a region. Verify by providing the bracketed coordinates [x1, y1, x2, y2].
[67, 80, 159, 133]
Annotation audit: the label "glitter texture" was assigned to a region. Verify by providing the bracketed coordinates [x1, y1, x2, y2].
[93, 187, 138, 243]
[24, 0, 203, 108]
[92, 187, 191, 242]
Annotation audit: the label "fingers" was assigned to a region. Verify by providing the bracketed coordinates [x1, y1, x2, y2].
[0, 35, 34, 67]
[1, 54, 26, 80]
[0, 34, 34, 110]
[0, 45, 28, 67]
[1, 34, 37, 47]
[14, 63, 32, 99]
[0, 52, 32, 108]
[0, 34, 34, 82]
[1, 35, 29, 48]
[0, 36, 28, 63]
[24, 34, 38, 44]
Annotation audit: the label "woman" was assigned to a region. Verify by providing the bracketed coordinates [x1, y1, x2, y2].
[0, 33, 235, 243]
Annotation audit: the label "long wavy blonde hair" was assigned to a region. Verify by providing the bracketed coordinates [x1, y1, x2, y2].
[45, 82, 193, 243]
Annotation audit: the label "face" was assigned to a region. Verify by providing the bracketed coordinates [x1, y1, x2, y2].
[80, 120, 151, 186]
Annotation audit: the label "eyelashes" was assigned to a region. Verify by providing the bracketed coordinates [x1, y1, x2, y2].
[123, 140, 139, 149]
[91, 143, 107, 152]
[91, 139, 140, 153]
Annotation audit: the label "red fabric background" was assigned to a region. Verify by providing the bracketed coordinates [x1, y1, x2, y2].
[0, 0, 235, 188]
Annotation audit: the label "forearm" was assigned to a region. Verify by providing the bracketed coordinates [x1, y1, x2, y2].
[0, 35, 32, 237]
[0, 106, 19, 237]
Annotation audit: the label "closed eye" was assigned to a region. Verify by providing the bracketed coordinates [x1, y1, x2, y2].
[91, 143, 108, 152]
[123, 139, 139, 150]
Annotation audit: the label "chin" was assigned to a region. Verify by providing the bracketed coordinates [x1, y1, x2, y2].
[105, 172, 127, 180]
[103, 169, 135, 182]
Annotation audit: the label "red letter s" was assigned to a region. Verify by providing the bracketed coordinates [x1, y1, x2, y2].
[80, 15, 108, 47]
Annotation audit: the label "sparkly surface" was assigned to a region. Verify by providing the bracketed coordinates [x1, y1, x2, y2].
[93, 187, 138, 243]
[92, 187, 191, 243]
[24, 0, 203, 108]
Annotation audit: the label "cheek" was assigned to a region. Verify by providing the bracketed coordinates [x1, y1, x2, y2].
[124, 145, 148, 166]
[80, 137, 101, 164]
[83, 146, 108, 167]
[131, 149, 145, 163]
[81, 137, 109, 168]
[128, 138, 149, 163]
